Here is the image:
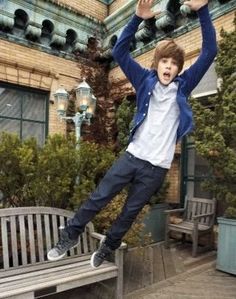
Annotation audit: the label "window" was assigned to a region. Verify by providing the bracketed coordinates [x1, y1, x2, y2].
[182, 136, 212, 201]
[0, 82, 49, 145]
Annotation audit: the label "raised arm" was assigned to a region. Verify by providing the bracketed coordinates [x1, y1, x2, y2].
[112, 0, 160, 90]
[181, 0, 218, 95]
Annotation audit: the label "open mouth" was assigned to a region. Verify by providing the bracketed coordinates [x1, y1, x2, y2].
[163, 72, 171, 80]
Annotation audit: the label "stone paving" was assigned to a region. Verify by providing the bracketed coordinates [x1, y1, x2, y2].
[125, 261, 236, 299]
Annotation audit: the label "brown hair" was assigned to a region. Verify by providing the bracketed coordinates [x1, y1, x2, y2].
[151, 39, 185, 73]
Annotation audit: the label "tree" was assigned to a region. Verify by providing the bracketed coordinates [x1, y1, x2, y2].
[190, 17, 236, 218]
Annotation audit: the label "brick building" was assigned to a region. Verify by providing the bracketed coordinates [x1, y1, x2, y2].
[0, 0, 235, 203]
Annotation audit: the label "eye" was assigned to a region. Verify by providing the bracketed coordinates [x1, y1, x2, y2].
[162, 58, 168, 63]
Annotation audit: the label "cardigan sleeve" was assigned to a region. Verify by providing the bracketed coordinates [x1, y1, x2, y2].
[180, 4, 218, 95]
[112, 15, 150, 91]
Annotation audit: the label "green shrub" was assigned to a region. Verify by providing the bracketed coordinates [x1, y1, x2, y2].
[190, 19, 236, 218]
[0, 132, 38, 206]
[71, 141, 115, 208]
[116, 97, 136, 152]
[0, 132, 150, 246]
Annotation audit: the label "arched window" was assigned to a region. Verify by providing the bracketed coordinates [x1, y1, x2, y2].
[14, 9, 28, 29]
[41, 20, 54, 45]
[65, 29, 77, 52]
[13, 9, 29, 37]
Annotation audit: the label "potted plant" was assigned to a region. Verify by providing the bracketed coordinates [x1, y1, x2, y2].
[190, 17, 236, 274]
[142, 180, 170, 243]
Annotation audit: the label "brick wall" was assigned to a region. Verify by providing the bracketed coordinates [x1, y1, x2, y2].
[50, 0, 108, 20]
[109, 0, 127, 15]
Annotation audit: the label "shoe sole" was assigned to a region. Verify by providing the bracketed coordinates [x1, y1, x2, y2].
[47, 242, 80, 262]
[90, 251, 99, 268]
[90, 236, 107, 268]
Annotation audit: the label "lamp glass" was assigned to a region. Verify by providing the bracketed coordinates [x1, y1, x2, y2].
[88, 96, 96, 116]
[75, 79, 92, 111]
[54, 86, 69, 116]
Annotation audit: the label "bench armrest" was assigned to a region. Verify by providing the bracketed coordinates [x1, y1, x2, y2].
[193, 212, 214, 220]
[164, 208, 185, 214]
[90, 231, 105, 240]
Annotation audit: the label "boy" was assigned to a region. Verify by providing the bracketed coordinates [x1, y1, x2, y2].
[48, 0, 217, 267]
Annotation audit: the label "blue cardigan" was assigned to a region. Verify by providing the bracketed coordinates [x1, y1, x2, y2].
[112, 5, 217, 142]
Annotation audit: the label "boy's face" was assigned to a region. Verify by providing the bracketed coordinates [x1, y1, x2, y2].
[157, 57, 179, 85]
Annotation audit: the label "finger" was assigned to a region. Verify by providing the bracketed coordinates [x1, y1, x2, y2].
[183, 0, 191, 6]
[151, 10, 161, 18]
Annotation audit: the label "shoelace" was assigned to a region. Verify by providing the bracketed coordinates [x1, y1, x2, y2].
[55, 231, 69, 250]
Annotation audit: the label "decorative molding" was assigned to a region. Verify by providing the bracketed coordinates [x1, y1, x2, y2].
[0, 10, 14, 30]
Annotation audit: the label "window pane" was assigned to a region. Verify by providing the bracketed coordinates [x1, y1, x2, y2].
[192, 62, 217, 97]
[22, 93, 46, 121]
[0, 118, 21, 135]
[194, 182, 212, 198]
[22, 121, 45, 146]
[195, 154, 210, 177]
[0, 88, 21, 118]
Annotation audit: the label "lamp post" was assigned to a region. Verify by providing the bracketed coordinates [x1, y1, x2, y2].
[54, 79, 96, 147]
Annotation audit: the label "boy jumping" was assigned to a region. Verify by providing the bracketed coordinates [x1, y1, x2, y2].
[48, 0, 217, 268]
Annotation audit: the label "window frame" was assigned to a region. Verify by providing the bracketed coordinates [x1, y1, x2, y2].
[0, 81, 49, 144]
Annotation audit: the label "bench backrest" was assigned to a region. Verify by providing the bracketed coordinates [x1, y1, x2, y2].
[184, 197, 216, 226]
[0, 207, 95, 273]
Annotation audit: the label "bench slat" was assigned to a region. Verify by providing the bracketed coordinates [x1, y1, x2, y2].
[52, 214, 58, 245]
[82, 231, 89, 254]
[1, 217, 9, 269]
[0, 260, 100, 290]
[36, 214, 44, 262]
[0, 259, 91, 284]
[44, 215, 51, 253]
[27, 215, 36, 264]
[19, 215, 27, 266]
[10, 216, 18, 267]
[0, 255, 90, 278]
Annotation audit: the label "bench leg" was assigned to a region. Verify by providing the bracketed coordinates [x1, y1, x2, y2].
[164, 228, 170, 249]
[192, 230, 198, 257]
[115, 250, 124, 299]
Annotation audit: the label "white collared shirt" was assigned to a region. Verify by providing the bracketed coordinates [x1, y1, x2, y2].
[126, 81, 180, 169]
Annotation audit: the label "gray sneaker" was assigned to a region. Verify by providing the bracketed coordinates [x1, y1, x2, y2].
[47, 228, 79, 261]
[90, 241, 114, 268]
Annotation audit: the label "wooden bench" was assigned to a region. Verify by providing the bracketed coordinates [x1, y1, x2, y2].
[164, 197, 216, 257]
[0, 207, 126, 299]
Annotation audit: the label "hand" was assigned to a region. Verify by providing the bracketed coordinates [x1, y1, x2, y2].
[183, 0, 208, 11]
[136, 0, 161, 20]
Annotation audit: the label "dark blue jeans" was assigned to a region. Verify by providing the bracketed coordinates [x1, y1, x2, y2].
[66, 151, 168, 250]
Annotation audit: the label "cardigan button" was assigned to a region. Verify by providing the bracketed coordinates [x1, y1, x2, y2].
[143, 113, 146, 116]
[148, 92, 151, 95]
[145, 103, 148, 106]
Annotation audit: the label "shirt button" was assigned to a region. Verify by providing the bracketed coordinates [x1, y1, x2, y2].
[148, 92, 151, 95]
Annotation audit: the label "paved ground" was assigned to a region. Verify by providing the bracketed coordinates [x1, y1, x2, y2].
[125, 261, 236, 299]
